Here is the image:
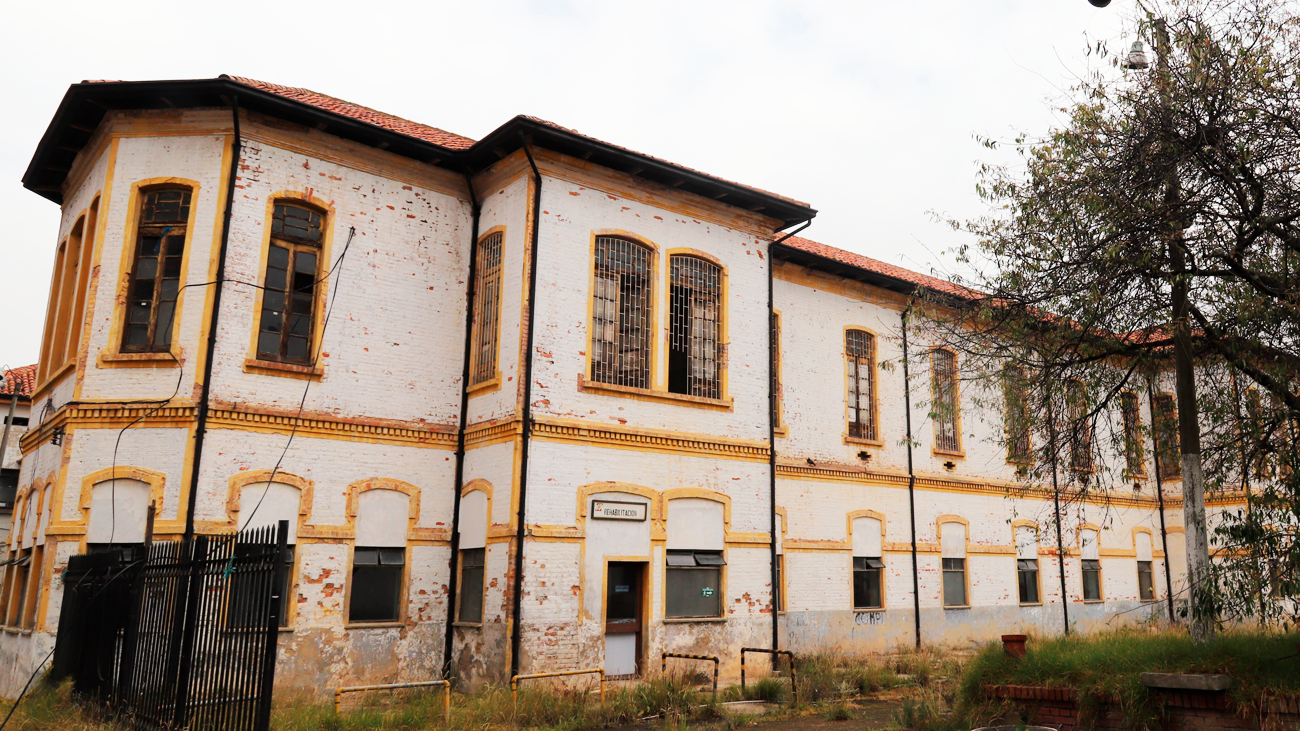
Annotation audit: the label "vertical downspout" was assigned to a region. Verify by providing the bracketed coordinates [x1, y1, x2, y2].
[185, 97, 240, 540]
[900, 304, 921, 649]
[1046, 382, 1070, 635]
[766, 222, 809, 654]
[510, 136, 542, 679]
[443, 175, 481, 677]
[1147, 378, 1175, 622]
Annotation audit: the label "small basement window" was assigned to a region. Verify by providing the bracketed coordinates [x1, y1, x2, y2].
[350, 547, 405, 622]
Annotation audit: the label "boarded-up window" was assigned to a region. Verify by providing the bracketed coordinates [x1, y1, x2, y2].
[1153, 394, 1180, 477]
[1121, 392, 1144, 476]
[846, 331, 876, 440]
[123, 187, 190, 352]
[931, 349, 960, 453]
[470, 231, 503, 386]
[668, 256, 721, 398]
[1067, 380, 1093, 473]
[591, 237, 652, 389]
[1002, 364, 1031, 464]
[257, 203, 324, 364]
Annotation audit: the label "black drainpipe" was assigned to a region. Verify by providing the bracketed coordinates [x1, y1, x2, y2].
[767, 221, 810, 654]
[443, 175, 481, 677]
[899, 303, 921, 648]
[1146, 378, 1175, 622]
[510, 136, 543, 679]
[185, 97, 240, 539]
[1045, 380, 1070, 635]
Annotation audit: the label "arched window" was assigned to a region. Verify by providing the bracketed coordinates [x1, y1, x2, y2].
[87, 478, 152, 558]
[257, 202, 324, 364]
[591, 236, 652, 389]
[668, 255, 721, 398]
[1153, 393, 1180, 477]
[1067, 380, 1093, 473]
[846, 331, 876, 440]
[940, 520, 967, 607]
[1002, 364, 1031, 464]
[1080, 528, 1102, 601]
[457, 489, 488, 624]
[350, 489, 408, 623]
[1120, 391, 1144, 476]
[665, 498, 725, 618]
[470, 231, 504, 386]
[930, 349, 960, 453]
[1015, 525, 1039, 604]
[851, 515, 883, 609]
[123, 187, 191, 352]
[233, 482, 301, 627]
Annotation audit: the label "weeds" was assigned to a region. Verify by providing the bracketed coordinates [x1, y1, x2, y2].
[0, 682, 122, 731]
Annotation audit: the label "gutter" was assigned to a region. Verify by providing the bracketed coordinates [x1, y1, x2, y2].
[184, 97, 240, 539]
[899, 303, 922, 648]
[767, 220, 811, 653]
[443, 176, 482, 676]
[1147, 378, 1175, 622]
[509, 135, 543, 679]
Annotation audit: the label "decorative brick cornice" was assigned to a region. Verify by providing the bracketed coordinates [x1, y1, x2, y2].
[208, 408, 456, 449]
[531, 417, 770, 462]
[21, 403, 197, 452]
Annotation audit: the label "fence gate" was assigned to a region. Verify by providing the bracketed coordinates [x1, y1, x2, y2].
[52, 521, 288, 731]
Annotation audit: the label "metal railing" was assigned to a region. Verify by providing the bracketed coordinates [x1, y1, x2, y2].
[740, 648, 798, 706]
[334, 680, 450, 719]
[660, 652, 719, 700]
[510, 669, 605, 707]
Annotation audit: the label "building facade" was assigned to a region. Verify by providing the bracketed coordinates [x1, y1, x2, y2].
[0, 364, 34, 543]
[0, 76, 1222, 696]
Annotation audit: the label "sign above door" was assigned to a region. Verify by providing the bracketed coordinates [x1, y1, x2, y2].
[591, 500, 648, 521]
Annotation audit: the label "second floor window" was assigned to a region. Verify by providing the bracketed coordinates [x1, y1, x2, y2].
[591, 237, 652, 389]
[669, 255, 721, 398]
[1002, 364, 1031, 464]
[123, 187, 191, 352]
[1067, 380, 1093, 473]
[1121, 391, 1144, 476]
[257, 203, 323, 364]
[931, 349, 960, 453]
[470, 232, 503, 386]
[846, 331, 876, 440]
[1153, 393, 1180, 477]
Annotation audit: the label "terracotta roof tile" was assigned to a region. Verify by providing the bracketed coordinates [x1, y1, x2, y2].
[779, 235, 977, 299]
[226, 76, 477, 150]
[0, 364, 37, 399]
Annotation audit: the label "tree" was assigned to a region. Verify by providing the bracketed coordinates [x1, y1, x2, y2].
[924, 0, 1300, 637]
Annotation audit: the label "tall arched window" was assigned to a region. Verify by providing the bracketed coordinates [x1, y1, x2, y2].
[257, 202, 324, 364]
[123, 187, 191, 352]
[591, 236, 652, 389]
[668, 255, 721, 398]
[846, 331, 876, 440]
[470, 231, 504, 387]
[350, 489, 408, 623]
[1002, 364, 1031, 464]
[931, 349, 960, 453]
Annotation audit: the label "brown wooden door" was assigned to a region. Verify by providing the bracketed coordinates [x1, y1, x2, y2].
[604, 562, 643, 676]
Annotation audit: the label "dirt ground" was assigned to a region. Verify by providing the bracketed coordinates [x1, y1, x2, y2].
[614, 694, 910, 731]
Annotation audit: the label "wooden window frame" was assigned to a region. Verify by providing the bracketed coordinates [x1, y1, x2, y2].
[1153, 393, 1181, 479]
[1002, 364, 1033, 466]
[845, 329, 879, 443]
[1120, 391, 1146, 478]
[121, 186, 193, 354]
[930, 348, 963, 456]
[254, 201, 327, 366]
[1066, 380, 1094, 474]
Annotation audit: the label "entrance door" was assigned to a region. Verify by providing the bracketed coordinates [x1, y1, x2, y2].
[604, 562, 643, 677]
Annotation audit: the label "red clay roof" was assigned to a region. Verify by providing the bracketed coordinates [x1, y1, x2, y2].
[226, 76, 477, 150]
[0, 364, 36, 400]
[779, 235, 977, 299]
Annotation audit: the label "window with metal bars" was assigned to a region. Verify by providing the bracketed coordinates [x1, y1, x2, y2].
[1246, 389, 1269, 479]
[846, 331, 876, 440]
[931, 349, 960, 452]
[591, 237, 652, 389]
[668, 256, 721, 398]
[257, 203, 324, 364]
[1120, 391, 1145, 476]
[1153, 393, 1181, 477]
[1002, 364, 1031, 464]
[470, 232, 503, 386]
[1067, 380, 1093, 473]
[123, 187, 191, 352]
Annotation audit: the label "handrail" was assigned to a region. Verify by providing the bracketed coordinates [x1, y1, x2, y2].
[510, 668, 605, 707]
[334, 679, 450, 719]
[661, 652, 719, 700]
[739, 647, 798, 706]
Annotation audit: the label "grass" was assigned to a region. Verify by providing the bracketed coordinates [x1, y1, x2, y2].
[0, 682, 122, 731]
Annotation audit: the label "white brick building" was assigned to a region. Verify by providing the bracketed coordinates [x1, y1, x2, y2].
[0, 76, 1216, 696]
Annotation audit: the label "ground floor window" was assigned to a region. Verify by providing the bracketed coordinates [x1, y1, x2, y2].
[1082, 559, 1102, 601]
[774, 554, 784, 612]
[1017, 559, 1039, 603]
[1137, 560, 1154, 601]
[458, 547, 485, 623]
[665, 550, 724, 618]
[226, 545, 294, 628]
[350, 547, 404, 623]
[853, 557, 884, 609]
[942, 558, 967, 607]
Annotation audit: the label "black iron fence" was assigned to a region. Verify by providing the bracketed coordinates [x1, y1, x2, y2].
[52, 521, 288, 731]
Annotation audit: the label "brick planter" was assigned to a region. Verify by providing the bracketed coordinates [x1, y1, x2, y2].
[983, 683, 1300, 730]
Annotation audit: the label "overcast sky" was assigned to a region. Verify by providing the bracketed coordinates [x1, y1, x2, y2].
[0, 0, 1138, 369]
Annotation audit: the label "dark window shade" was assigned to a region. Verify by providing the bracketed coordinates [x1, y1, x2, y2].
[665, 550, 723, 618]
[852, 556, 884, 609]
[458, 547, 485, 623]
[1017, 559, 1039, 603]
[1137, 560, 1154, 601]
[349, 547, 404, 623]
[942, 557, 967, 606]
[1081, 559, 1102, 601]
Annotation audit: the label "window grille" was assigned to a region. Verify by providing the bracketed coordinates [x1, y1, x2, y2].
[1002, 364, 1032, 463]
[1153, 394, 1180, 477]
[591, 237, 652, 389]
[1017, 559, 1039, 603]
[669, 256, 721, 398]
[931, 349, 960, 452]
[123, 187, 190, 352]
[257, 203, 323, 364]
[846, 331, 876, 440]
[470, 232, 503, 386]
[1121, 392, 1144, 475]
[1067, 380, 1093, 473]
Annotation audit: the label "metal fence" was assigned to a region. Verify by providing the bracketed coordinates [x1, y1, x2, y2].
[52, 521, 288, 731]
